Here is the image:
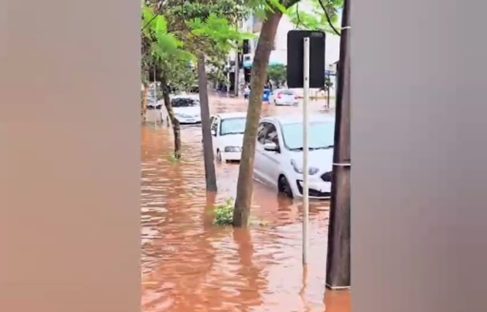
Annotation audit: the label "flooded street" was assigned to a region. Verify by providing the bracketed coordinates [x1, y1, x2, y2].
[141, 96, 350, 312]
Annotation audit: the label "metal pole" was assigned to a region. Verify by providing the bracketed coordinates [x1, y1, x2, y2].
[326, 0, 351, 289]
[302, 37, 310, 265]
[234, 22, 240, 97]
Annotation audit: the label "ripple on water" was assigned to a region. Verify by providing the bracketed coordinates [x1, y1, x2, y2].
[141, 96, 349, 312]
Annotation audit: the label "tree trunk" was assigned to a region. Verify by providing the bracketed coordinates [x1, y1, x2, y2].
[197, 54, 218, 192]
[326, 0, 351, 289]
[161, 76, 181, 159]
[233, 12, 283, 227]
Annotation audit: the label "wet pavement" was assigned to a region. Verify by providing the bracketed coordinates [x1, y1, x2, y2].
[141, 96, 350, 312]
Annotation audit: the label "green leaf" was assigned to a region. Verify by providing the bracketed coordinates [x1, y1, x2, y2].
[154, 15, 168, 34]
[142, 6, 155, 23]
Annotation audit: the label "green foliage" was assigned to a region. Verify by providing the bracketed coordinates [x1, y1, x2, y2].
[212, 198, 270, 227]
[214, 198, 235, 226]
[153, 0, 254, 87]
[189, 14, 254, 49]
[165, 1, 250, 23]
[287, 0, 343, 35]
[141, 4, 196, 90]
[246, 0, 288, 19]
[267, 64, 287, 86]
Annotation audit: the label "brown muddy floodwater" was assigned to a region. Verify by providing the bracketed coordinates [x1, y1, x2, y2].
[141, 96, 350, 312]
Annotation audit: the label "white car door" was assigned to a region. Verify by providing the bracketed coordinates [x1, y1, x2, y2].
[260, 122, 283, 187]
[254, 122, 270, 183]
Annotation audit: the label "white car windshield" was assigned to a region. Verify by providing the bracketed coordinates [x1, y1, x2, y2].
[281, 121, 335, 150]
[279, 90, 294, 95]
[220, 117, 246, 136]
[171, 98, 198, 107]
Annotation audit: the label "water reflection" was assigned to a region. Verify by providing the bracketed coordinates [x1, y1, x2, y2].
[141, 96, 350, 311]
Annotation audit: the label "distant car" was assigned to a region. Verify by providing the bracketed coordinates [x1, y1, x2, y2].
[170, 95, 201, 124]
[273, 89, 298, 106]
[210, 112, 247, 162]
[253, 115, 335, 199]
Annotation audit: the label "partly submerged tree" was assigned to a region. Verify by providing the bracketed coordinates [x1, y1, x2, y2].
[141, 5, 196, 159]
[233, 0, 343, 227]
[143, 0, 254, 190]
[232, 0, 296, 227]
[159, 0, 253, 192]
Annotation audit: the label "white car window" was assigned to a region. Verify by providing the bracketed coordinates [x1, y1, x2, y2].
[281, 122, 334, 150]
[257, 122, 279, 147]
[264, 123, 279, 146]
[257, 122, 272, 144]
[220, 118, 246, 136]
[171, 98, 198, 107]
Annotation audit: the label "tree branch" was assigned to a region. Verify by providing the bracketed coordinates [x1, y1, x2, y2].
[318, 0, 341, 36]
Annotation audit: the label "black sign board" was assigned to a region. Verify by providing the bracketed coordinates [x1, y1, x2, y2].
[286, 30, 326, 88]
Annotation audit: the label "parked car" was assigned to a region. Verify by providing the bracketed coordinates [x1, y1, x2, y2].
[272, 89, 299, 106]
[169, 95, 201, 124]
[253, 115, 335, 199]
[210, 112, 247, 162]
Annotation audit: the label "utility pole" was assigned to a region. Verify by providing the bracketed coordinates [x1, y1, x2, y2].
[302, 37, 310, 265]
[326, 0, 351, 290]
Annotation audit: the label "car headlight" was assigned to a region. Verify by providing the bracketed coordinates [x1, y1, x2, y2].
[224, 146, 241, 153]
[290, 159, 319, 175]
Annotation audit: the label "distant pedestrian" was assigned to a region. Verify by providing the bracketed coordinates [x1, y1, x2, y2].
[244, 84, 250, 99]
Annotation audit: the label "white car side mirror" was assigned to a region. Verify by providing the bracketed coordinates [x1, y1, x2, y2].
[263, 142, 279, 152]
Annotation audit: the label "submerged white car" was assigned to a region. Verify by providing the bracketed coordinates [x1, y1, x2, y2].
[253, 115, 335, 199]
[170, 95, 202, 124]
[210, 112, 247, 162]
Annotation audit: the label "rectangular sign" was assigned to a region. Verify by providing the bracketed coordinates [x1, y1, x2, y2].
[287, 30, 326, 88]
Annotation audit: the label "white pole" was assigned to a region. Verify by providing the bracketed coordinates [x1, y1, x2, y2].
[302, 37, 310, 265]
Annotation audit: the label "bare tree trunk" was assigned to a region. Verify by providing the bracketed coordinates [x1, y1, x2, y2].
[161, 76, 181, 159]
[326, 0, 351, 289]
[233, 12, 283, 227]
[197, 54, 218, 192]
